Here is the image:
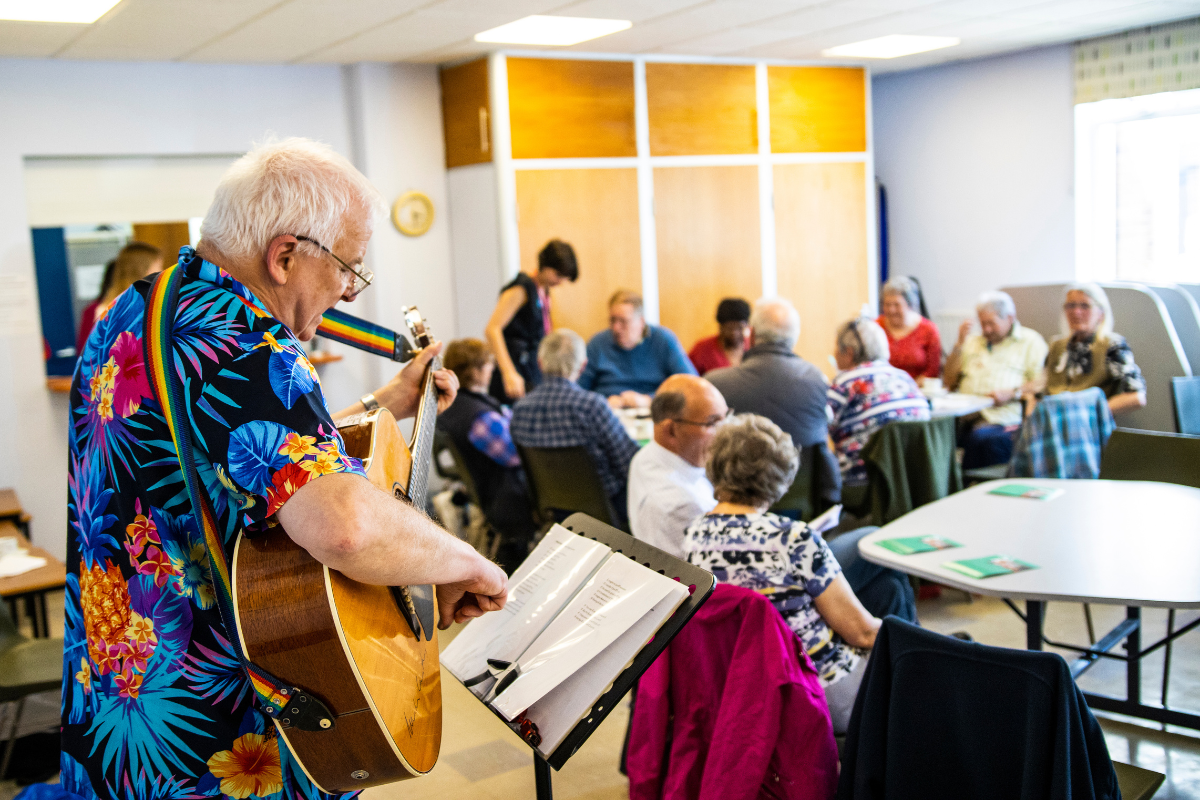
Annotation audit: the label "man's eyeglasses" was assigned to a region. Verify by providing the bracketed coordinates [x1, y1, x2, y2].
[671, 409, 733, 428]
[1063, 302, 1094, 312]
[294, 235, 373, 299]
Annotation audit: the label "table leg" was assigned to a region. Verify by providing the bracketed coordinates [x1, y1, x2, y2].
[1026, 600, 1044, 651]
[36, 592, 48, 638]
[1126, 606, 1141, 706]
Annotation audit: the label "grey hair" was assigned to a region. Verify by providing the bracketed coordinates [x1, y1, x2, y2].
[199, 137, 387, 265]
[836, 317, 890, 365]
[538, 329, 587, 378]
[881, 275, 921, 311]
[976, 290, 1017, 320]
[750, 297, 801, 349]
[706, 414, 799, 508]
[650, 391, 687, 424]
[1063, 281, 1114, 338]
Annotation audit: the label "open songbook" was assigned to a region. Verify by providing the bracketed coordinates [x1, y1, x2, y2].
[442, 524, 691, 756]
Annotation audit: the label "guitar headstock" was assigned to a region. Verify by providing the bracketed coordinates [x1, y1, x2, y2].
[401, 306, 433, 350]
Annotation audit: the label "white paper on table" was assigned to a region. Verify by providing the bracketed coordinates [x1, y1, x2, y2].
[808, 504, 842, 534]
[524, 582, 689, 755]
[441, 525, 610, 692]
[490, 552, 681, 720]
[0, 553, 47, 578]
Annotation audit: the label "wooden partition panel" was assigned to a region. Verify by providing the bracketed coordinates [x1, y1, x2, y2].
[507, 58, 637, 159]
[769, 67, 866, 153]
[515, 169, 641, 340]
[132, 222, 190, 265]
[440, 58, 491, 168]
[774, 162, 868, 375]
[646, 63, 758, 156]
[654, 165, 762, 353]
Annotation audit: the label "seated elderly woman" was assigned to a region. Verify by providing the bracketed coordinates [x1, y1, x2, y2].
[1025, 282, 1147, 415]
[877, 275, 942, 384]
[828, 318, 931, 484]
[684, 414, 883, 735]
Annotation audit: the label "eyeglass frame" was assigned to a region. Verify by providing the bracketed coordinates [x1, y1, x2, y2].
[669, 408, 733, 428]
[292, 234, 374, 298]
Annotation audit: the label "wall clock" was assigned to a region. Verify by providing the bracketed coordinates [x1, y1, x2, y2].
[392, 191, 434, 237]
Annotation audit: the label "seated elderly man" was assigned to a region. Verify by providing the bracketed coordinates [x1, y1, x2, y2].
[63, 138, 506, 800]
[512, 329, 640, 528]
[578, 289, 696, 409]
[627, 374, 727, 557]
[944, 291, 1048, 468]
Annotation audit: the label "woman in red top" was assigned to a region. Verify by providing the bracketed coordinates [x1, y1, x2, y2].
[877, 276, 942, 383]
[688, 297, 751, 375]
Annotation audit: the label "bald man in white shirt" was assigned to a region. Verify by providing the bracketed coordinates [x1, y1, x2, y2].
[627, 375, 727, 557]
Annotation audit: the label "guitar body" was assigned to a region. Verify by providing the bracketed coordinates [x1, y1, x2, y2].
[232, 408, 441, 793]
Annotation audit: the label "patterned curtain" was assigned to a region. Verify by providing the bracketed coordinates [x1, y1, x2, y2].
[1075, 17, 1200, 104]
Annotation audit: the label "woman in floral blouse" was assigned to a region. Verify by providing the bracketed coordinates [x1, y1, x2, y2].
[683, 414, 881, 735]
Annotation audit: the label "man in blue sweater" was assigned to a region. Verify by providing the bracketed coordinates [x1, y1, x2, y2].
[578, 289, 696, 408]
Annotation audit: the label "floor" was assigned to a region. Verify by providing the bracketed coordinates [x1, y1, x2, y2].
[4, 590, 1200, 799]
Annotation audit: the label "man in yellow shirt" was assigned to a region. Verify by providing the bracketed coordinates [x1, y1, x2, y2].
[945, 291, 1048, 468]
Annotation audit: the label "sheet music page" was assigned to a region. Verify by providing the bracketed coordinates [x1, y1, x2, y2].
[525, 582, 689, 755]
[490, 552, 682, 720]
[441, 525, 610, 694]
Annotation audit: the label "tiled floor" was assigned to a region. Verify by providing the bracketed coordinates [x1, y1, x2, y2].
[5, 590, 1200, 799]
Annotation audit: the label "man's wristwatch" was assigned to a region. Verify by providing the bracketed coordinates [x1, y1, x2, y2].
[360, 393, 380, 412]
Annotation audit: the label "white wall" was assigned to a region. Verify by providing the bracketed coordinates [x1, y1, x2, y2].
[0, 58, 450, 557]
[872, 45, 1076, 322]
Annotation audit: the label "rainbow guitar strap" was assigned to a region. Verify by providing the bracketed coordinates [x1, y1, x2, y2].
[316, 307, 415, 363]
[143, 265, 336, 732]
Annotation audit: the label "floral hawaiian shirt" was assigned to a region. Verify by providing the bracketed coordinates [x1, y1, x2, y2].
[63, 248, 366, 800]
[826, 361, 931, 483]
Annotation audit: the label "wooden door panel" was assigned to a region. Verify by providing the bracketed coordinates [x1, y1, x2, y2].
[507, 58, 636, 159]
[440, 58, 491, 168]
[646, 63, 757, 156]
[769, 67, 866, 153]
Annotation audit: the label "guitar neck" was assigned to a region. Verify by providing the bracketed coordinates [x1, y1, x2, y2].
[405, 355, 441, 510]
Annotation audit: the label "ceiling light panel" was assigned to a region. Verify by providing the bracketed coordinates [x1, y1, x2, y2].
[0, 0, 120, 23]
[822, 34, 961, 58]
[474, 15, 631, 45]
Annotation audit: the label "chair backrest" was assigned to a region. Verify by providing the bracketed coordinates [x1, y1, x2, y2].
[1172, 376, 1200, 435]
[516, 444, 621, 529]
[433, 429, 486, 510]
[431, 429, 462, 482]
[1099, 428, 1200, 490]
[861, 415, 962, 525]
[770, 443, 818, 520]
[1009, 388, 1114, 479]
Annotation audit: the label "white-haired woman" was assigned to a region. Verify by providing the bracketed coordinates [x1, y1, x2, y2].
[877, 275, 942, 383]
[827, 318, 930, 485]
[684, 414, 882, 734]
[1029, 282, 1146, 415]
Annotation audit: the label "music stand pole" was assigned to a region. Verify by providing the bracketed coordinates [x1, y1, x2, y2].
[534, 753, 554, 800]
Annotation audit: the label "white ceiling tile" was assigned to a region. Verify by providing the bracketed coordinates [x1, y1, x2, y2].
[185, 0, 429, 63]
[655, 26, 798, 55]
[0, 21, 86, 58]
[553, 0, 710, 23]
[59, 0, 284, 61]
[303, 9, 485, 62]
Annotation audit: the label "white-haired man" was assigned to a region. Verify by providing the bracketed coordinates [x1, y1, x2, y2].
[511, 329, 640, 528]
[63, 138, 507, 800]
[944, 290, 1049, 468]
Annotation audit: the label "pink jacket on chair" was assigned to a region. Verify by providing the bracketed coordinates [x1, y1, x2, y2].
[628, 583, 838, 800]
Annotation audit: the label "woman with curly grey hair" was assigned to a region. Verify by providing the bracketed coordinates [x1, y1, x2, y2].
[683, 413, 881, 734]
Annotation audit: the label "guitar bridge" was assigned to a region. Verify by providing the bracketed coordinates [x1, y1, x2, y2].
[391, 585, 436, 642]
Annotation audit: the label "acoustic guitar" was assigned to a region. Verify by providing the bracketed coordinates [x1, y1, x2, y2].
[231, 307, 443, 793]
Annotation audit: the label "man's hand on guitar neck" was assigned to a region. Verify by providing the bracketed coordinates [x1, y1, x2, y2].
[333, 340, 460, 422]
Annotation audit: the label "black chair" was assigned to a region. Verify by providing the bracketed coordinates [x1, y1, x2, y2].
[838, 617, 1160, 800]
[516, 444, 624, 531]
[433, 430, 498, 559]
[1171, 376, 1200, 435]
[0, 600, 63, 779]
[770, 442, 841, 521]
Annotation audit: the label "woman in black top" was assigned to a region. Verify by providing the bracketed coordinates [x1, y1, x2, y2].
[484, 239, 578, 403]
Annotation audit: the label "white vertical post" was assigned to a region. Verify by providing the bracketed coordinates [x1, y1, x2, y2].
[863, 67, 879, 315]
[489, 52, 520, 281]
[756, 62, 777, 299]
[634, 57, 660, 324]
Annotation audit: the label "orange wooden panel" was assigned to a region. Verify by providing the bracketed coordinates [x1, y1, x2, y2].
[132, 222, 189, 263]
[515, 169, 641, 340]
[654, 166, 761, 354]
[769, 66, 866, 153]
[507, 58, 636, 159]
[646, 63, 758, 156]
[440, 58, 491, 168]
[774, 162, 869, 376]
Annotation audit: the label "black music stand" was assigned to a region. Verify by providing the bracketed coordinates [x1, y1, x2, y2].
[459, 512, 716, 800]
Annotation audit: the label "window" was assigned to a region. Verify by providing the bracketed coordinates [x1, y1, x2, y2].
[1076, 87, 1200, 283]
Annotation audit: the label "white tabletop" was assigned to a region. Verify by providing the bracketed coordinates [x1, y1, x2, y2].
[926, 392, 995, 418]
[615, 408, 653, 445]
[858, 479, 1200, 608]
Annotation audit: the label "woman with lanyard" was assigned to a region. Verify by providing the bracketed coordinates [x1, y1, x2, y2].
[484, 239, 578, 403]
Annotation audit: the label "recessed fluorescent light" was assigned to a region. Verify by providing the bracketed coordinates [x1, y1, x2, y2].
[822, 34, 960, 59]
[474, 15, 631, 46]
[0, 0, 120, 23]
